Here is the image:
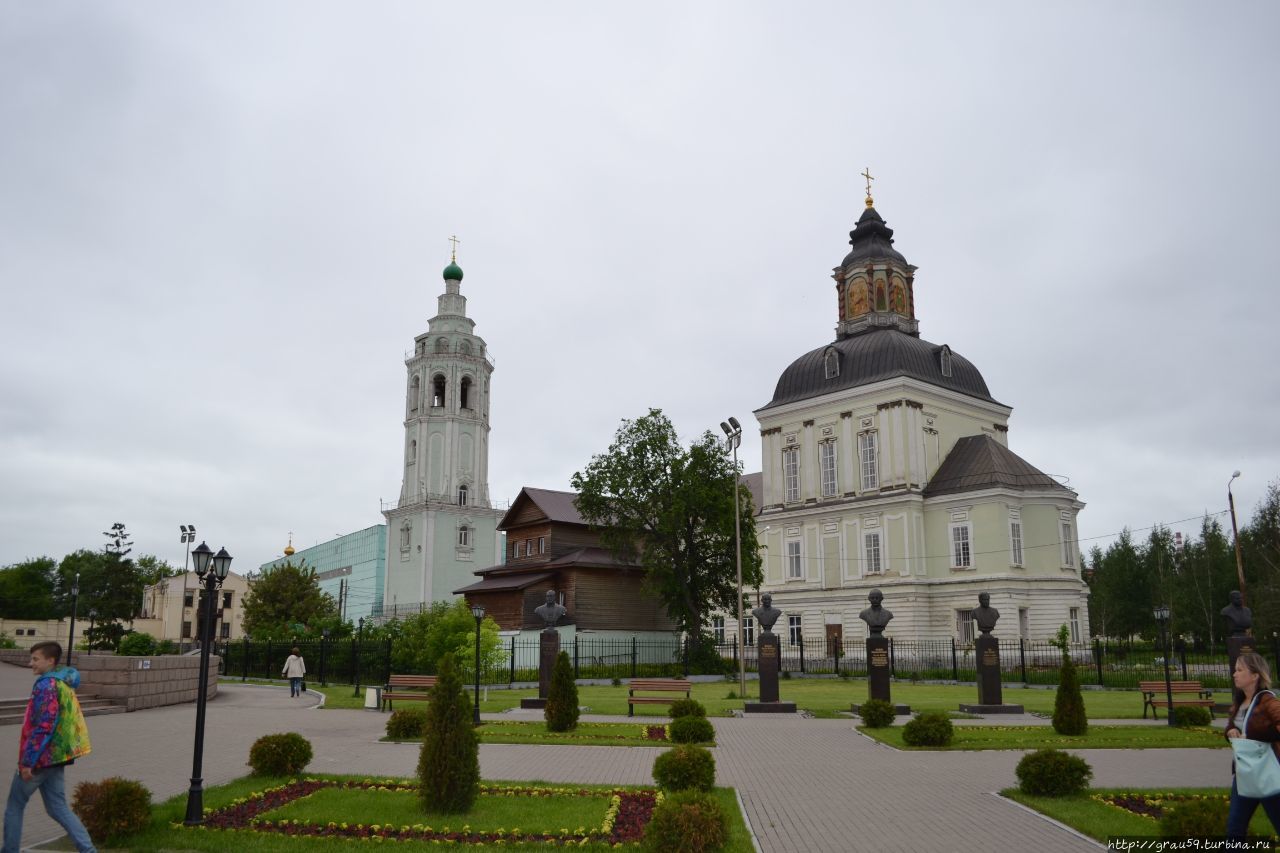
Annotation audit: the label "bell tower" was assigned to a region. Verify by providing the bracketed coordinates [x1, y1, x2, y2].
[834, 171, 919, 340]
[382, 241, 504, 616]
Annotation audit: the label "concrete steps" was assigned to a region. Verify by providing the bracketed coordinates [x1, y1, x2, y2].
[0, 695, 126, 727]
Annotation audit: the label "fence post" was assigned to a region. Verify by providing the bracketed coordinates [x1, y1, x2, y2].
[573, 635, 579, 679]
[1093, 638, 1104, 686]
[682, 637, 689, 678]
[1178, 638, 1188, 682]
[265, 640, 272, 682]
[889, 637, 896, 678]
[834, 637, 842, 676]
[242, 636, 249, 682]
[1019, 638, 1027, 683]
[319, 635, 328, 687]
[799, 634, 806, 674]
[509, 637, 516, 684]
[951, 637, 959, 681]
[631, 636, 637, 679]
[733, 635, 739, 668]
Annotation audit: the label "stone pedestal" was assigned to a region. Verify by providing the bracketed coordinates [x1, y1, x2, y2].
[957, 635, 1024, 714]
[520, 630, 559, 710]
[1227, 635, 1258, 676]
[867, 636, 891, 703]
[744, 632, 795, 713]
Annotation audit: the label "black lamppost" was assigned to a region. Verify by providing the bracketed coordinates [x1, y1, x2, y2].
[87, 610, 97, 655]
[470, 603, 485, 725]
[352, 617, 365, 698]
[720, 416, 746, 699]
[66, 572, 80, 667]
[184, 541, 233, 825]
[1228, 471, 1247, 606]
[1153, 604, 1175, 728]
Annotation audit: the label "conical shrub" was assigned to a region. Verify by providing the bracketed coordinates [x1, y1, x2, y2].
[1051, 625, 1087, 735]
[545, 650, 579, 732]
[417, 653, 479, 813]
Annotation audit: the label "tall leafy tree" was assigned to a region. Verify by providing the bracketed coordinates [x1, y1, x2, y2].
[240, 559, 338, 639]
[0, 557, 59, 619]
[571, 409, 763, 646]
[136, 554, 182, 587]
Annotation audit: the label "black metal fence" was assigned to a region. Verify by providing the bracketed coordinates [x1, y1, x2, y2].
[216, 634, 1272, 690]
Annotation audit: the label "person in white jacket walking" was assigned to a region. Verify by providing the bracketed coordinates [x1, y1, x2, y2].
[282, 648, 306, 697]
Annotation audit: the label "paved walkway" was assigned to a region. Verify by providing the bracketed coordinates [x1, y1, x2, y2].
[0, 663, 1233, 852]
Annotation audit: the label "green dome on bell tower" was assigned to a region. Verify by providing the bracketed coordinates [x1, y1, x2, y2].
[443, 234, 464, 281]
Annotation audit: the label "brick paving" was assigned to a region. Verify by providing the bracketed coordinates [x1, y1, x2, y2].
[0, 663, 1235, 852]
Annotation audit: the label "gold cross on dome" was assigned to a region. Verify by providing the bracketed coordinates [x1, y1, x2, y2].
[448, 234, 460, 262]
[861, 167, 875, 207]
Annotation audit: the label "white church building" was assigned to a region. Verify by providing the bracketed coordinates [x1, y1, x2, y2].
[727, 190, 1090, 650]
[381, 252, 505, 616]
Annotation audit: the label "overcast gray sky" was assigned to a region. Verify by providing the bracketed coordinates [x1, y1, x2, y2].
[2, 2, 1277, 576]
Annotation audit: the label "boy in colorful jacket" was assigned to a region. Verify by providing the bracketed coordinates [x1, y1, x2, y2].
[2, 641, 95, 853]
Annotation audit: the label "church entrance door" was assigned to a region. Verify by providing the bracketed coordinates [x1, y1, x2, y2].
[825, 623, 843, 658]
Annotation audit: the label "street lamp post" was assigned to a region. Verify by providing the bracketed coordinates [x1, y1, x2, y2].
[720, 416, 746, 700]
[352, 617, 365, 699]
[66, 573, 80, 667]
[180, 525, 197, 572]
[87, 609, 97, 655]
[184, 541, 233, 825]
[470, 603, 486, 726]
[1153, 604, 1175, 728]
[1228, 471, 1247, 606]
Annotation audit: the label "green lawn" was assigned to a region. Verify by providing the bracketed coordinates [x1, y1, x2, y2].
[384, 721, 675, 747]
[1002, 787, 1277, 842]
[52, 774, 755, 852]
[859, 724, 1227, 751]
[234, 677, 1228, 721]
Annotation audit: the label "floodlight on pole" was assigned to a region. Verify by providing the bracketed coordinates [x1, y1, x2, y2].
[721, 416, 746, 700]
[1228, 471, 1247, 607]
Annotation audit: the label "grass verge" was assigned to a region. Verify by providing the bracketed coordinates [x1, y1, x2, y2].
[383, 721, 677, 747]
[858, 724, 1227, 750]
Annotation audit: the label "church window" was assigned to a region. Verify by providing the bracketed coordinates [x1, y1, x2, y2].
[875, 281, 887, 311]
[435, 338, 449, 353]
[955, 609, 975, 644]
[824, 348, 840, 379]
[950, 523, 972, 569]
[408, 440, 416, 465]
[410, 376, 420, 412]
[458, 525, 471, 547]
[1009, 519, 1024, 567]
[940, 345, 952, 378]
[819, 441, 838, 497]
[786, 540, 803, 580]
[863, 531, 882, 575]
[858, 431, 879, 491]
[1069, 607, 1081, 642]
[460, 376, 472, 409]
[742, 616, 755, 647]
[400, 522, 412, 550]
[788, 615, 803, 646]
[1061, 521, 1075, 567]
[782, 447, 800, 503]
[712, 616, 725, 645]
[457, 484, 469, 506]
[460, 340, 472, 355]
[432, 375, 447, 407]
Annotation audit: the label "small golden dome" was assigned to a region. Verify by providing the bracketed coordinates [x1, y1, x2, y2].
[284, 534, 295, 557]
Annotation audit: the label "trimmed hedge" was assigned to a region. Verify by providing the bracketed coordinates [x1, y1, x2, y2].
[902, 712, 953, 747]
[248, 733, 313, 776]
[72, 777, 151, 843]
[669, 715, 716, 744]
[859, 699, 896, 728]
[642, 790, 727, 853]
[653, 744, 716, 792]
[1015, 749, 1093, 797]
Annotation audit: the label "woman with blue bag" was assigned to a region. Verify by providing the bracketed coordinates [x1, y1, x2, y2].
[1225, 652, 1280, 838]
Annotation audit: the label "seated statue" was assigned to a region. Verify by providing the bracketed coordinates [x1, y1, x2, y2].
[534, 589, 566, 632]
[752, 593, 783, 635]
[973, 592, 1000, 634]
[1221, 590, 1252, 637]
[858, 588, 893, 636]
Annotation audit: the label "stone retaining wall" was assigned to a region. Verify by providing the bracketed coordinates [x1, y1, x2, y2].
[0, 649, 218, 711]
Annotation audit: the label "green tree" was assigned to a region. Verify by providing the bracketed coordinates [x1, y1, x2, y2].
[1172, 517, 1237, 646]
[135, 555, 182, 587]
[544, 650, 579, 732]
[571, 409, 764, 647]
[1050, 624, 1087, 735]
[1242, 480, 1280, 639]
[0, 557, 59, 619]
[417, 653, 479, 814]
[240, 560, 338, 639]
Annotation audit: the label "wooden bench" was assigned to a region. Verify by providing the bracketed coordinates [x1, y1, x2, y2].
[381, 675, 437, 712]
[1139, 680, 1215, 720]
[627, 678, 692, 717]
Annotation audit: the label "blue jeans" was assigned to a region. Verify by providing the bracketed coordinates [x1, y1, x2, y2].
[3, 765, 96, 853]
[290, 677, 303, 696]
[1227, 776, 1280, 839]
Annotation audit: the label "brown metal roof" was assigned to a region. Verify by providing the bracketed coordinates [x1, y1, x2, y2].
[924, 434, 1069, 497]
[498, 487, 587, 529]
[453, 571, 553, 595]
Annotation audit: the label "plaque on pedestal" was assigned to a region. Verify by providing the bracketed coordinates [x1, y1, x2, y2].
[867, 635, 891, 703]
[520, 629, 560, 709]
[975, 634, 1002, 706]
[744, 631, 795, 713]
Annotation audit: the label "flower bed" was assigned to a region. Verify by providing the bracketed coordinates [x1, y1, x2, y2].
[1095, 791, 1226, 820]
[189, 778, 656, 845]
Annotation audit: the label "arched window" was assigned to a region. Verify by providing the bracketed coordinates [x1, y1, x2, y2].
[823, 347, 840, 379]
[459, 340, 472, 355]
[435, 337, 449, 353]
[460, 376, 472, 409]
[458, 525, 472, 547]
[432, 374, 446, 407]
[457, 484, 469, 506]
[940, 345, 953, 378]
[410, 376, 420, 412]
[408, 439, 416, 464]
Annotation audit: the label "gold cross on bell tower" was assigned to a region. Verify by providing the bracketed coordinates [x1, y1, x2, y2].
[448, 234, 460, 262]
[861, 167, 875, 208]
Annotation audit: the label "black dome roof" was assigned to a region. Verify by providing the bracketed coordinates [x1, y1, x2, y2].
[761, 329, 999, 410]
[841, 206, 907, 267]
